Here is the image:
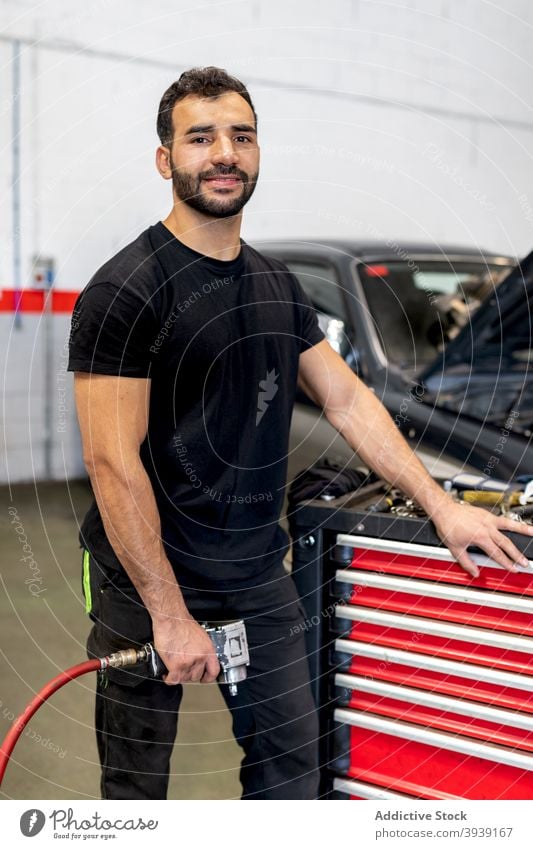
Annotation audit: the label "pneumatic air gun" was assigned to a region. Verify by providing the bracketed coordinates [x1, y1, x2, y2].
[132, 620, 250, 695]
[0, 620, 250, 787]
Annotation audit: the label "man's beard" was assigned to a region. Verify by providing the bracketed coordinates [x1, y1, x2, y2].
[171, 163, 259, 218]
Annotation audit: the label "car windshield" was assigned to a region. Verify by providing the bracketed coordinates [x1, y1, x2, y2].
[357, 259, 514, 369]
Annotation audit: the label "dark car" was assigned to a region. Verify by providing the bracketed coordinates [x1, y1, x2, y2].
[255, 239, 533, 482]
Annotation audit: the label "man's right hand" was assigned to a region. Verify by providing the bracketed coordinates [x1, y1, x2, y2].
[152, 613, 220, 686]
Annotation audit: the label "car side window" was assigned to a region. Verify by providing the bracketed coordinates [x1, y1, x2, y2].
[285, 261, 348, 325]
[285, 260, 357, 362]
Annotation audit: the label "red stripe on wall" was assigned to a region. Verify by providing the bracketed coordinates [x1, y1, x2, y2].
[0, 289, 80, 313]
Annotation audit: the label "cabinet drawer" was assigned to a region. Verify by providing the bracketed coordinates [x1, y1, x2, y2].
[335, 672, 533, 751]
[336, 534, 533, 596]
[336, 638, 533, 713]
[334, 707, 533, 799]
[336, 607, 533, 675]
[336, 568, 533, 636]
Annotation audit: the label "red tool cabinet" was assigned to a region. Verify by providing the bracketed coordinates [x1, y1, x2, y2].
[289, 496, 533, 800]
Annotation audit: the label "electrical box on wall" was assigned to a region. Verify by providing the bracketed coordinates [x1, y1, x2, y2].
[31, 255, 55, 290]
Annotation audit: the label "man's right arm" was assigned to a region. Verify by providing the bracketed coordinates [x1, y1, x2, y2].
[74, 372, 220, 685]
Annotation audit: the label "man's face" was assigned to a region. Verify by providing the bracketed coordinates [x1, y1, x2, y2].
[166, 92, 259, 218]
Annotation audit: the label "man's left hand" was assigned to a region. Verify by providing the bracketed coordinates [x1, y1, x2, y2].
[431, 500, 533, 578]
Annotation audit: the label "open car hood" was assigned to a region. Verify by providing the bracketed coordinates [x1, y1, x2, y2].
[418, 249, 533, 384]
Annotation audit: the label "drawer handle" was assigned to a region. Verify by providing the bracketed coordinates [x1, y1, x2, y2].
[336, 534, 532, 573]
[334, 707, 533, 772]
[335, 672, 533, 732]
[335, 605, 533, 653]
[336, 568, 533, 615]
[333, 777, 412, 799]
[335, 638, 533, 693]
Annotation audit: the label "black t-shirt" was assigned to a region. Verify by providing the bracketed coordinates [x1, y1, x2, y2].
[68, 221, 324, 589]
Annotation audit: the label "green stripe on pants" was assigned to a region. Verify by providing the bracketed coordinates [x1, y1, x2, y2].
[82, 548, 92, 614]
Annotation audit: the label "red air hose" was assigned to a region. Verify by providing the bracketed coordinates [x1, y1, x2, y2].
[0, 659, 101, 786]
[0, 645, 150, 787]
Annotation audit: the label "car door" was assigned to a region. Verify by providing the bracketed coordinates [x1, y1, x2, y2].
[281, 258, 363, 482]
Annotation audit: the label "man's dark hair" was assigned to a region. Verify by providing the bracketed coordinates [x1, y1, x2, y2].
[157, 66, 257, 146]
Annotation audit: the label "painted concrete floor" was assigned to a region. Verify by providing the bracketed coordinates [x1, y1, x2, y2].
[0, 479, 243, 800]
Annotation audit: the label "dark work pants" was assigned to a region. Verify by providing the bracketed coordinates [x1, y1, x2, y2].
[82, 552, 320, 800]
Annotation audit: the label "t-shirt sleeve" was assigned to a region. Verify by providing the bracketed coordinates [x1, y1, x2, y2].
[289, 275, 326, 353]
[67, 281, 157, 377]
